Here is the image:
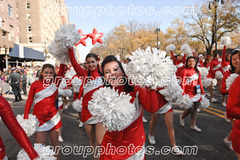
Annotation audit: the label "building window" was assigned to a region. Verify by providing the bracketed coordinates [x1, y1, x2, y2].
[26, 14, 31, 21]
[2, 30, 7, 38]
[26, 2, 30, 9]
[10, 25, 14, 37]
[28, 37, 33, 43]
[8, 5, 12, 18]
[27, 25, 31, 32]
[16, 2, 18, 9]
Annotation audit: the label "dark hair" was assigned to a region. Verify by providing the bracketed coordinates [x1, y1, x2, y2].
[185, 56, 199, 75]
[204, 57, 211, 67]
[225, 52, 231, 61]
[39, 64, 56, 80]
[85, 53, 103, 77]
[213, 53, 219, 60]
[230, 48, 240, 73]
[101, 55, 134, 92]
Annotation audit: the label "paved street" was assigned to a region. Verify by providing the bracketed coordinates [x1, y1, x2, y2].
[0, 88, 237, 160]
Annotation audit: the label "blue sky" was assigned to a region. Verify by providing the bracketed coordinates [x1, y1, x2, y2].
[66, 0, 202, 62]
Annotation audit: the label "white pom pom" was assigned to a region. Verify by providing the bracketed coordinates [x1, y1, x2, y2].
[126, 47, 178, 91]
[54, 24, 80, 49]
[65, 68, 76, 79]
[197, 67, 209, 79]
[166, 44, 176, 52]
[202, 78, 217, 88]
[72, 98, 82, 112]
[221, 37, 231, 46]
[58, 88, 72, 97]
[16, 114, 39, 137]
[48, 42, 70, 64]
[199, 95, 209, 109]
[159, 80, 183, 102]
[88, 87, 136, 131]
[215, 71, 223, 80]
[17, 144, 56, 160]
[181, 44, 192, 56]
[226, 73, 239, 90]
[176, 94, 193, 110]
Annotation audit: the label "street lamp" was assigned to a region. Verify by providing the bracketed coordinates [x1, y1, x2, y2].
[208, 0, 224, 54]
[154, 28, 160, 49]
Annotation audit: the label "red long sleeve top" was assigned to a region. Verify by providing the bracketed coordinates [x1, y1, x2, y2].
[180, 67, 204, 97]
[0, 95, 39, 160]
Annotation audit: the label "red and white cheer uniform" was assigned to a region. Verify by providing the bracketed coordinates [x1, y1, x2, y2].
[100, 85, 159, 160]
[24, 64, 65, 132]
[181, 67, 204, 102]
[68, 48, 103, 124]
[226, 76, 240, 154]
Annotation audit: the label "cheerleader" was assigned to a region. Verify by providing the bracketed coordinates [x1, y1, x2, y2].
[99, 55, 159, 159]
[68, 48, 105, 159]
[148, 92, 183, 155]
[221, 47, 231, 106]
[0, 95, 39, 160]
[170, 51, 186, 78]
[179, 57, 205, 132]
[222, 49, 240, 150]
[226, 51, 240, 159]
[24, 63, 65, 157]
[207, 53, 222, 102]
[198, 54, 205, 67]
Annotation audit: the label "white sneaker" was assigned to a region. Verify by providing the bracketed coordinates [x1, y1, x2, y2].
[206, 93, 210, 97]
[142, 116, 147, 123]
[197, 108, 201, 112]
[223, 137, 233, 150]
[179, 115, 184, 127]
[148, 135, 156, 144]
[58, 136, 64, 142]
[172, 146, 183, 155]
[211, 98, 218, 103]
[224, 112, 230, 123]
[222, 102, 226, 107]
[79, 121, 84, 127]
[190, 125, 202, 132]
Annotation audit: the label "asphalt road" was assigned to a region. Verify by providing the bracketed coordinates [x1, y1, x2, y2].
[0, 88, 237, 160]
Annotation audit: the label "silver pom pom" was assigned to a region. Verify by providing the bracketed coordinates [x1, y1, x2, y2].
[215, 71, 223, 80]
[221, 37, 231, 46]
[16, 114, 39, 137]
[54, 24, 80, 49]
[166, 44, 176, 52]
[72, 98, 82, 112]
[199, 95, 209, 109]
[17, 143, 56, 160]
[88, 87, 136, 131]
[180, 44, 192, 56]
[176, 94, 193, 110]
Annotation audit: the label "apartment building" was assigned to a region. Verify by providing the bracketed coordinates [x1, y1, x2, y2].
[0, 0, 18, 70]
[16, 0, 69, 52]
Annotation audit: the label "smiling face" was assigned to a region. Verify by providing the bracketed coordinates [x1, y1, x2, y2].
[103, 61, 124, 87]
[187, 58, 196, 68]
[232, 53, 240, 69]
[86, 57, 98, 71]
[41, 67, 54, 80]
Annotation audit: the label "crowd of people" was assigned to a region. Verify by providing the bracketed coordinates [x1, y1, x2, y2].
[0, 44, 239, 160]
